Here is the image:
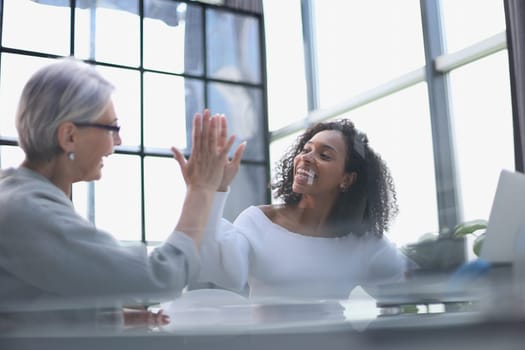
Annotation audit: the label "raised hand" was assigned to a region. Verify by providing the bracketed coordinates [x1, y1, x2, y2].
[172, 110, 235, 192]
[171, 109, 237, 246]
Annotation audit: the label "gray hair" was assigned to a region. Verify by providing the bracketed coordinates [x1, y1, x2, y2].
[16, 57, 115, 162]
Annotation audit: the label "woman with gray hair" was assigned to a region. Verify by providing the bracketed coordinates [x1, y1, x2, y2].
[0, 57, 243, 333]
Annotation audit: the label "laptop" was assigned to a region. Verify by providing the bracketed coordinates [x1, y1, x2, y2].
[480, 169, 525, 264]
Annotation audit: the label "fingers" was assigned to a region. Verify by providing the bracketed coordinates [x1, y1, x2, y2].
[207, 113, 219, 154]
[200, 111, 229, 157]
[204, 112, 239, 160]
[216, 139, 246, 191]
[171, 146, 186, 169]
[232, 141, 247, 166]
[191, 111, 203, 155]
[201, 109, 212, 154]
[151, 309, 170, 326]
[122, 307, 171, 327]
[217, 114, 227, 149]
[221, 134, 236, 159]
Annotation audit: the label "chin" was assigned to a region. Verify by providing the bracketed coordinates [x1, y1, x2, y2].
[86, 172, 102, 182]
[292, 184, 305, 194]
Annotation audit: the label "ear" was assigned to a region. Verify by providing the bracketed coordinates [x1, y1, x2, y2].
[56, 122, 77, 154]
[342, 172, 357, 189]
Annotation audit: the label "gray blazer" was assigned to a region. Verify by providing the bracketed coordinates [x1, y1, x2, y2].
[0, 167, 199, 333]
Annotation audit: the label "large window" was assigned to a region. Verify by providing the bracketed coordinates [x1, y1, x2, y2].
[0, 0, 514, 254]
[0, 0, 269, 245]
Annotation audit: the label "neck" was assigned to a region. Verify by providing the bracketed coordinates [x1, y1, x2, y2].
[22, 157, 72, 197]
[296, 191, 339, 216]
[282, 196, 338, 237]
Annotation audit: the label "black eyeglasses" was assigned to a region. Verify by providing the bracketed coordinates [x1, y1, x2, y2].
[74, 122, 121, 135]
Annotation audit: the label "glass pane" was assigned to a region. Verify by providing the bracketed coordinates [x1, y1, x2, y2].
[96, 66, 141, 147]
[342, 83, 438, 247]
[75, 0, 140, 66]
[0, 145, 25, 169]
[206, 9, 261, 84]
[95, 154, 141, 241]
[144, 156, 186, 242]
[449, 51, 514, 222]
[224, 164, 268, 222]
[144, 1, 203, 75]
[144, 73, 204, 151]
[315, 0, 425, 108]
[72, 155, 142, 242]
[0, 54, 56, 139]
[441, 0, 506, 53]
[2, 0, 70, 56]
[263, 0, 308, 131]
[207, 82, 265, 162]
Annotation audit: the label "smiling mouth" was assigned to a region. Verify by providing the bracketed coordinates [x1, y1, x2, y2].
[296, 168, 316, 185]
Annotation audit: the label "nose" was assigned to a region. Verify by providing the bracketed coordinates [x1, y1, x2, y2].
[113, 131, 122, 146]
[300, 151, 314, 163]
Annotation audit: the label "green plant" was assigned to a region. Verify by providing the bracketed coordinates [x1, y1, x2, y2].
[453, 219, 488, 257]
[401, 219, 488, 272]
[401, 234, 465, 272]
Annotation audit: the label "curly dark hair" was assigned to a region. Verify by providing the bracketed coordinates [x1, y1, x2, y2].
[271, 119, 398, 238]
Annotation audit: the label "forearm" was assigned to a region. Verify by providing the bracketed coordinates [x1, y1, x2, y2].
[203, 190, 229, 239]
[175, 186, 216, 247]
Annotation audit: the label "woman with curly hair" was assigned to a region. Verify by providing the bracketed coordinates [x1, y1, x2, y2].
[197, 118, 408, 300]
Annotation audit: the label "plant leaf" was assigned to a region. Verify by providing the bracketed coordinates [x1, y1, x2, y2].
[454, 219, 488, 237]
[473, 234, 485, 256]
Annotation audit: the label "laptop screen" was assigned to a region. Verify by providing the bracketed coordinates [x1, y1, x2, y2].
[480, 169, 525, 264]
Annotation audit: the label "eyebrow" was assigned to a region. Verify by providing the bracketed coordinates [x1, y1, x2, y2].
[305, 140, 338, 153]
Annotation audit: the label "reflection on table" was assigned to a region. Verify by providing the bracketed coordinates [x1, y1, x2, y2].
[3, 268, 525, 350]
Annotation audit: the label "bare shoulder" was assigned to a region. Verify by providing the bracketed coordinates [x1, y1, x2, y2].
[257, 204, 280, 221]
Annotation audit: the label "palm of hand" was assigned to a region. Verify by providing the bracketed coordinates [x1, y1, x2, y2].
[172, 111, 239, 192]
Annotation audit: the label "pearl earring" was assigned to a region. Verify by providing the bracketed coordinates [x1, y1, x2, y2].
[68, 152, 75, 161]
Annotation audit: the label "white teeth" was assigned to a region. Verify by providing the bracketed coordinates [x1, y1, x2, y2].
[307, 170, 314, 185]
[297, 168, 315, 185]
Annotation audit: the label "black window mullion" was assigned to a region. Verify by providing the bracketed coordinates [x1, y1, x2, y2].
[259, 6, 271, 204]
[202, 6, 208, 110]
[504, 0, 525, 173]
[139, 0, 147, 243]
[420, 0, 462, 235]
[70, 0, 75, 56]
